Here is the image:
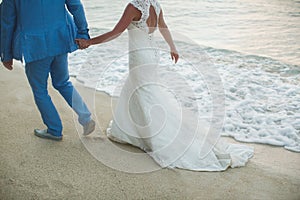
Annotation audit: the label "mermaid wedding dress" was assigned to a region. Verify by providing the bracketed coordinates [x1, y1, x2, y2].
[106, 0, 254, 171]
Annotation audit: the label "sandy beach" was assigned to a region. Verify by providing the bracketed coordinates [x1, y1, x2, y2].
[0, 63, 300, 200]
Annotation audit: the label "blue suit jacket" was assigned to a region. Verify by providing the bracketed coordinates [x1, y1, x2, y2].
[0, 0, 89, 63]
[0, 3, 2, 53]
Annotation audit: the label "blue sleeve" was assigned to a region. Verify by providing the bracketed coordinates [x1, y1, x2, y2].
[0, 3, 2, 58]
[1, 0, 16, 62]
[66, 0, 90, 39]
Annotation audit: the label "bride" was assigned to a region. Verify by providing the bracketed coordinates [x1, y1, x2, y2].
[76, 0, 254, 171]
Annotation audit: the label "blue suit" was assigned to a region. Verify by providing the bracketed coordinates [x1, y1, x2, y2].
[0, 3, 1, 43]
[1, 0, 92, 136]
[1, 0, 90, 63]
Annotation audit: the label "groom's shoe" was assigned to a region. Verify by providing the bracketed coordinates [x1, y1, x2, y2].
[83, 119, 95, 136]
[34, 129, 62, 141]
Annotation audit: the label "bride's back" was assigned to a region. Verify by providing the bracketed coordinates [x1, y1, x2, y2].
[130, 0, 161, 34]
[147, 5, 158, 33]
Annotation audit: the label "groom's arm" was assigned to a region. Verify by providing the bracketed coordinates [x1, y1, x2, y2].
[66, 0, 90, 39]
[1, 0, 16, 70]
[1, 0, 16, 62]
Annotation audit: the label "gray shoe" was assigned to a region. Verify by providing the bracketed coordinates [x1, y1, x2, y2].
[83, 119, 95, 136]
[34, 129, 62, 141]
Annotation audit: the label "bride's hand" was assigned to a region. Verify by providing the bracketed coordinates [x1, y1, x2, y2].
[75, 39, 90, 49]
[170, 48, 179, 64]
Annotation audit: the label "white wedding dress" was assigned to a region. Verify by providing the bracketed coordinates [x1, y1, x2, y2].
[106, 0, 254, 171]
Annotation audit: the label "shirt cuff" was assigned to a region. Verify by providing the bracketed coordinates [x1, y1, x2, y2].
[1, 52, 13, 62]
[76, 29, 90, 40]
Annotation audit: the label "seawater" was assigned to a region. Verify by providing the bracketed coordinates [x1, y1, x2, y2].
[69, 0, 300, 152]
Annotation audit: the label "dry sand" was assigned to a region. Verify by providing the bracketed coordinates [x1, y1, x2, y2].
[0, 63, 300, 200]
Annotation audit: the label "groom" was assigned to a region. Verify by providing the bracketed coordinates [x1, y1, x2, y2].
[1, 0, 95, 141]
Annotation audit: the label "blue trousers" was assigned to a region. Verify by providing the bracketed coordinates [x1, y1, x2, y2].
[25, 54, 91, 136]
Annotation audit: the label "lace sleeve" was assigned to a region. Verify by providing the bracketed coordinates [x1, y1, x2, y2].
[130, 0, 146, 17]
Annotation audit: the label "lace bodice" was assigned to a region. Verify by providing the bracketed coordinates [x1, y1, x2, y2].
[129, 0, 161, 30]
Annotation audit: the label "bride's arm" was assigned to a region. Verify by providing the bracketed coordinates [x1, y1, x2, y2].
[76, 4, 140, 48]
[158, 10, 179, 63]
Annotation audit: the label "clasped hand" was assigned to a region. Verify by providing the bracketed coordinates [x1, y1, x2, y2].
[75, 39, 90, 50]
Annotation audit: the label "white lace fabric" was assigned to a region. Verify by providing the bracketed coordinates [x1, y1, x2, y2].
[129, 0, 161, 30]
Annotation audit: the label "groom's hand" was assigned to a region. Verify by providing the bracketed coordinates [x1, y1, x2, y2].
[2, 60, 13, 71]
[75, 39, 90, 49]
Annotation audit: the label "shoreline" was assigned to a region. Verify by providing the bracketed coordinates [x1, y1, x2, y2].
[0, 63, 299, 199]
